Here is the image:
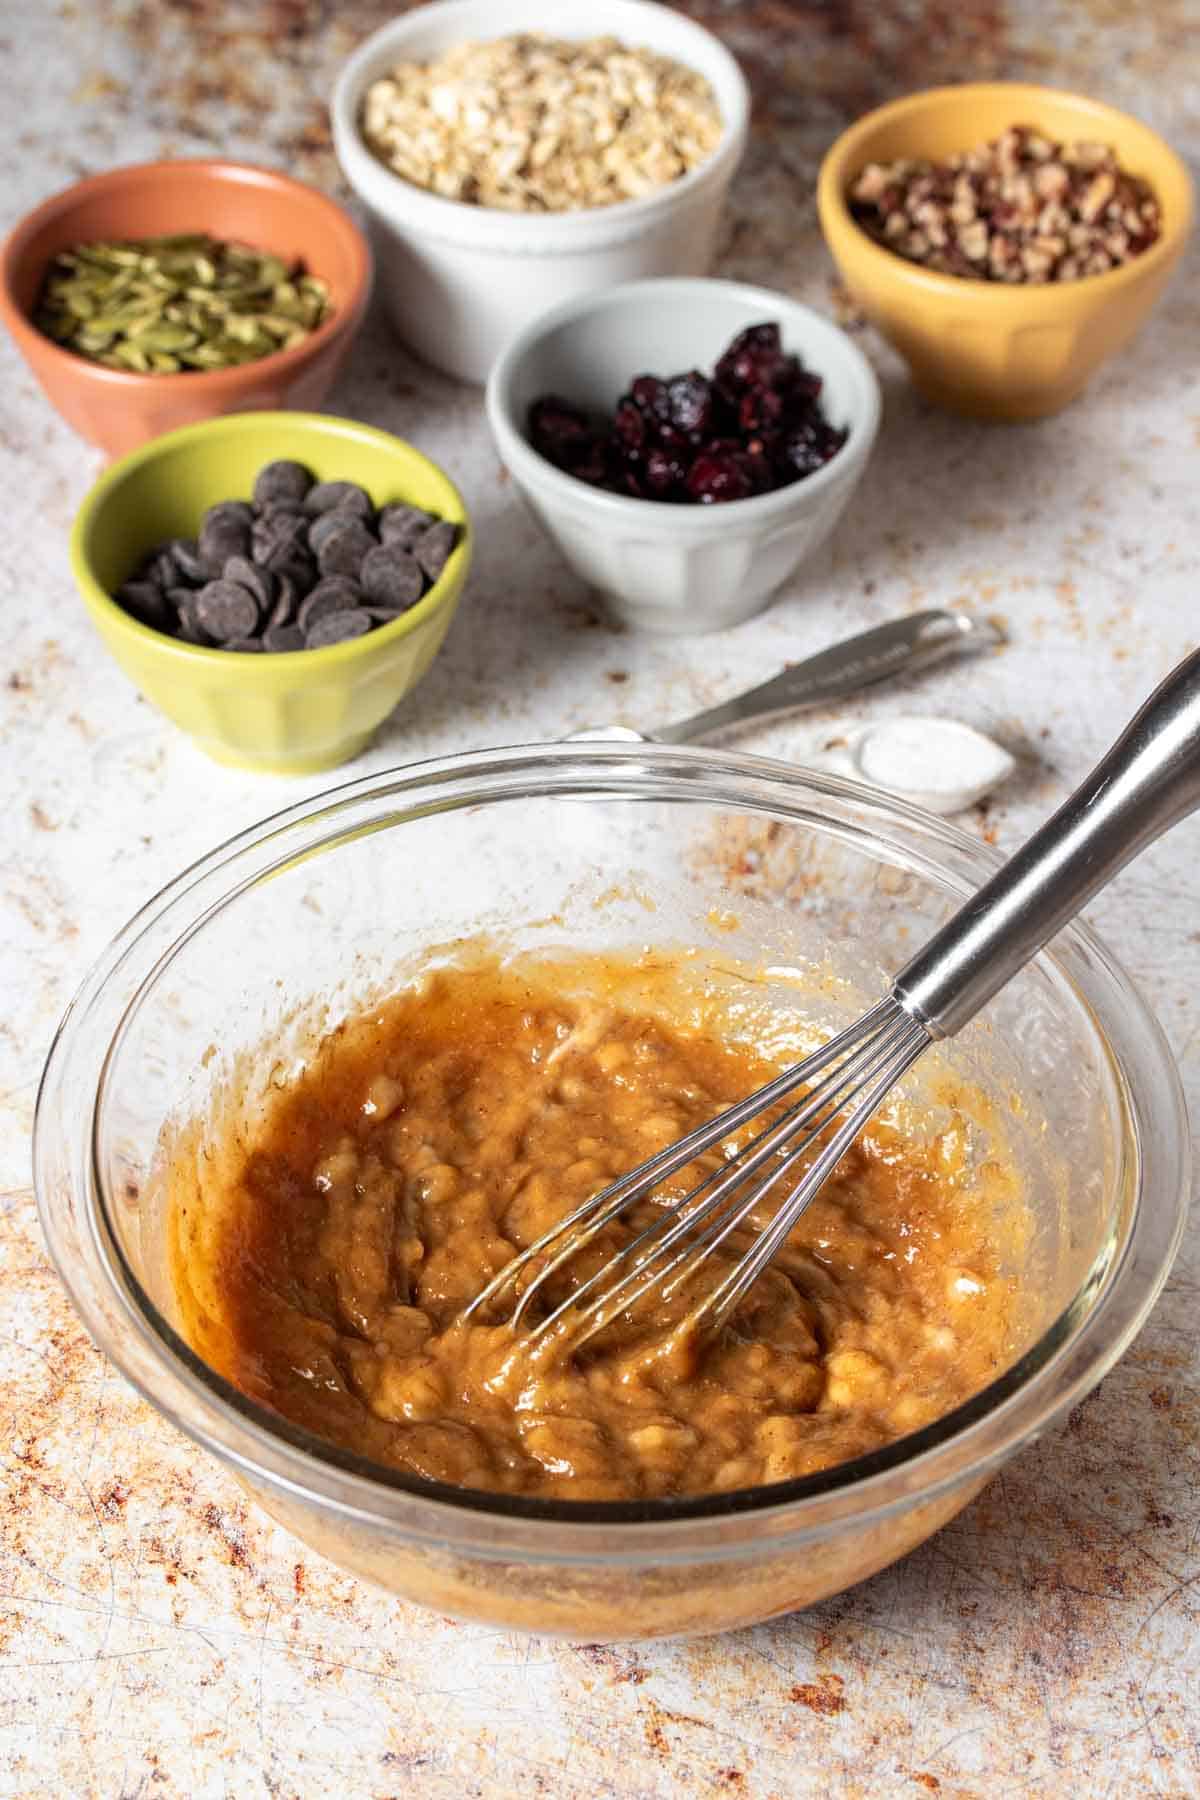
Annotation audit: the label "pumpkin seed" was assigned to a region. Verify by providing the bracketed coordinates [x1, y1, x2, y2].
[113, 341, 152, 371]
[33, 231, 332, 373]
[138, 323, 199, 352]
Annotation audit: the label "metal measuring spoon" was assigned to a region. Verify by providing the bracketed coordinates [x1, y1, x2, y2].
[566, 610, 1010, 813]
[570, 607, 1000, 734]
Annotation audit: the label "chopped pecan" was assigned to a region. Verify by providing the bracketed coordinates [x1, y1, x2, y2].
[848, 123, 1161, 284]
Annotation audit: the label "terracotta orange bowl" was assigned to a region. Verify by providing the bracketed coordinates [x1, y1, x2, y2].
[0, 159, 372, 458]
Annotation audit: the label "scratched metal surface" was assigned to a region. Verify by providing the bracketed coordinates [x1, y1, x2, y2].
[1, 1, 1198, 1794]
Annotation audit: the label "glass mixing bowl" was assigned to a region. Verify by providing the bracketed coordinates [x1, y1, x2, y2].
[33, 744, 1188, 1640]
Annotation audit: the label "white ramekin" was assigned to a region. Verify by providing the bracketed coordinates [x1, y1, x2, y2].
[485, 277, 882, 633]
[331, 0, 751, 384]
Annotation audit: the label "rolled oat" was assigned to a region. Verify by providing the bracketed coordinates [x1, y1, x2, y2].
[360, 33, 724, 212]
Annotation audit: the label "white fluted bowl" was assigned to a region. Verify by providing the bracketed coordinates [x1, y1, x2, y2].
[486, 277, 881, 633]
[331, 0, 750, 384]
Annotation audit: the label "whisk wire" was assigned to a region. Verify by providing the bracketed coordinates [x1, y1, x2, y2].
[527, 1004, 927, 1344]
[699, 1022, 929, 1331]
[463, 997, 901, 1326]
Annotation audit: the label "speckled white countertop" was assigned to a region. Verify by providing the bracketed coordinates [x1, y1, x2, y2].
[1, 3, 1198, 1795]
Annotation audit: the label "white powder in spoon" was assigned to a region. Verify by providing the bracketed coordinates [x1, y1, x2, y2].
[814, 717, 1016, 814]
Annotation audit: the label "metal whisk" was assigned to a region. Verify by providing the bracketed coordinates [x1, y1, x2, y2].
[466, 648, 1200, 1345]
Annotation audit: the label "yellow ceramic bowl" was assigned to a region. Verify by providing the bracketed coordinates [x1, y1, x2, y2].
[71, 412, 471, 774]
[817, 83, 1194, 420]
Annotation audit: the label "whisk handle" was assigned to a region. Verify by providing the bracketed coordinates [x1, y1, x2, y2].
[894, 647, 1200, 1038]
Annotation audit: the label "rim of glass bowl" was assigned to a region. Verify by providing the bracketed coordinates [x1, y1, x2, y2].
[34, 743, 1188, 1564]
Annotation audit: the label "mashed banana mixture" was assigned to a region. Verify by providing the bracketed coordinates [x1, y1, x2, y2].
[171, 952, 1024, 1502]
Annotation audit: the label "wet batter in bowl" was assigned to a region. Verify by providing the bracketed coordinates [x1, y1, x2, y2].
[171, 952, 1025, 1501]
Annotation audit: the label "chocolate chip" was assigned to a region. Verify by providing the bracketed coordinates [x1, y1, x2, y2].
[169, 538, 210, 584]
[206, 499, 254, 527]
[253, 460, 313, 507]
[378, 503, 436, 549]
[195, 580, 260, 642]
[305, 480, 373, 518]
[360, 544, 425, 611]
[305, 607, 373, 648]
[306, 510, 350, 555]
[259, 501, 309, 528]
[145, 547, 182, 590]
[200, 506, 252, 567]
[223, 555, 276, 609]
[299, 577, 364, 633]
[176, 596, 215, 645]
[263, 543, 317, 592]
[116, 579, 172, 631]
[414, 520, 457, 583]
[113, 459, 457, 658]
[267, 571, 301, 629]
[263, 623, 307, 653]
[317, 518, 377, 578]
[252, 509, 309, 563]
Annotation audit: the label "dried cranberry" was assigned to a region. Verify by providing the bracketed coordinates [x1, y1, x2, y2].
[740, 448, 774, 495]
[739, 385, 786, 434]
[526, 319, 844, 507]
[749, 347, 802, 392]
[686, 453, 752, 504]
[744, 430, 781, 464]
[777, 422, 844, 482]
[614, 399, 647, 450]
[644, 447, 689, 498]
[665, 372, 713, 436]
[576, 444, 617, 486]
[770, 352, 808, 390]
[699, 437, 745, 459]
[528, 396, 592, 467]
[722, 322, 781, 361]
[629, 375, 670, 423]
[715, 323, 784, 392]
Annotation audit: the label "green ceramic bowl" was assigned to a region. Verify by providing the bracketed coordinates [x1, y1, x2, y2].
[70, 411, 471, 774]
